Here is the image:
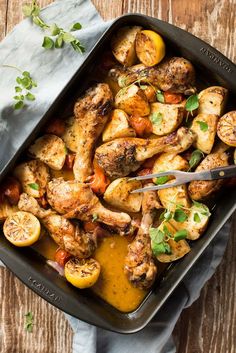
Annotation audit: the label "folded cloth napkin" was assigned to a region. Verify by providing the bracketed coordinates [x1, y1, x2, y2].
[0, 1, 232, 352]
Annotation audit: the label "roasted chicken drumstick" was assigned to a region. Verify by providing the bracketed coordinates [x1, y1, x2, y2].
[73, 83, 113, 182]
[95, 127, 196, 178]
[18, 193, 97, 258]
[46, 178, 131, 233]
[124, 184, 161, 289]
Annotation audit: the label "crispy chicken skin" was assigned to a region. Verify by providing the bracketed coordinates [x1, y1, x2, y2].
[73, 83, 113, 182]
[110, 57, 196, 94]
[124, 184, 161, 289]
[18, 193, 97, 258]
[46, 178, 131, 233]
[95, 127, 196, 178]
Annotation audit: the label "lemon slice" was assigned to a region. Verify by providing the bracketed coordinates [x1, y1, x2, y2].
[65, 258, 101, 289]
[217, 111, 236, 147]
[135, 30, 165, 66]
[3, 211, 41, 247]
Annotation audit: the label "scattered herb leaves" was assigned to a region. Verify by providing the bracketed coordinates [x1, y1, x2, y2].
[174, 229, 188, 241]
[150, 227, 172, 256]
[188, 149, 204, 170]
[196, 120, 208, 132]
[155, 175, 169, 185]
[185, 94, 199, 113]
[150, 112, 163, 125]
[28, 183, 39, 190]
[92, 213, 98, 222]
[192, 201, 211, 217]
[156, 90, 165, 103]
[25, 312, 34, 333]
[23, 1, 85, 53]
[173, 208, 188, 223]
[193, 212, 201, 223]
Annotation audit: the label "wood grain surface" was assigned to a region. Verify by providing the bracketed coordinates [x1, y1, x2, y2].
[0, 1, 235, 353]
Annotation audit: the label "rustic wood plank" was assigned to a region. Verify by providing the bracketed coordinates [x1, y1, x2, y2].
[0, 0, 235, 353]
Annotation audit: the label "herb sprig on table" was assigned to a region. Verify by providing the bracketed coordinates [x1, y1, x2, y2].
[25, 312, 34, 333]
[2, 65, 37, 110]
[23, 0, 85, 53]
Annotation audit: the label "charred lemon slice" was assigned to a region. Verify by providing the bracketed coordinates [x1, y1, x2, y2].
[3, 211, 41, 247]
[217, 111, 236, 147]
[135, 30, 165, 66]
[65, 258, 101, 289]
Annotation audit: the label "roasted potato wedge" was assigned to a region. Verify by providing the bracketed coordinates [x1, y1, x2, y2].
[62, 116, 80, 153]
[135, 30, 165, 66]
[217, 111, 236, 147]
[149, 102, 184, 136]
[188, 151, 229, 200]
[170, 202, 210, 240]
[104, 177, 143, 212]
[158, 181, 191, 212]
[13, 160, 50, 198]
[115, 84, 150, 116]
[0, 200, 18, 222]
[155, 222, 190, 263]
[102, 109, 136, 142]
[29, 134, 67, 170]
[191, 113, 218, 154]
[198, 86, 228, 115]
[152, 153, 189, 183]
[111, 26, 142, 66]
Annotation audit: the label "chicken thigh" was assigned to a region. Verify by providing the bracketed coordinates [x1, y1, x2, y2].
[124, 184, 161, 289]
[73, 83, 113, 182]
[18, 193, 97, 258]
[46, 178, 131, 233]
[95, 127, 196, 178]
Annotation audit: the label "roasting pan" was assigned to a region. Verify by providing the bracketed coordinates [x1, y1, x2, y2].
[0, 14, 235, 333]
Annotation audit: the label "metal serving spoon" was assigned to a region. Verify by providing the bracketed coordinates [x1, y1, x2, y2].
[129, 165, 236, 193]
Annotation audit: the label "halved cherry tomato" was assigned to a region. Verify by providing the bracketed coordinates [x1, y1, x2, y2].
[55, 248, 72, 267]
[128, 116, 153, 137]
[0, 177, 21, 205]
[89, 162, 110, 195]
[164, 92, 183, 104]
[45, 119, 65, 136]
[64, 153, 75, 169]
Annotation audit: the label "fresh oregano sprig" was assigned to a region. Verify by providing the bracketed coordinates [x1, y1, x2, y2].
[25, 312, 34, 333]
[3, 65, 37, 109]
[22, 1, 85, 53]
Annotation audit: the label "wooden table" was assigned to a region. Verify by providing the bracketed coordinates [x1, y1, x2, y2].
[0, 1, 235, 352]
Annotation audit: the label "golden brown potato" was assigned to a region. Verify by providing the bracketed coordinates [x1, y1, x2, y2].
[191, 113, 218, 154]
[13, 160, 50, 198]
[152, 153, 189, 183]
[111, 26, 142, 66]
[170, 202, 210, 240]
[217, 111, 236, 147]
[103, 178, 143, 213]
[149, 102, 184, 136]
[62, 116, 80, 153]
[29, 134, 67, 170]
[0, 200, 18, 222]
[188, 151, 229, 200]
[115, 84, 150, 116]
[142, 85, 157, 103]
[198, 86, 228, 115]
[155, 222, 190, 263]
[135, 30, 165, 66]
[102, 109, 136, 142]
[158, 181, 191, 212]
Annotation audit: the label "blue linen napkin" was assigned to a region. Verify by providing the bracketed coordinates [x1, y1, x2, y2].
[0, 1, 231, 352]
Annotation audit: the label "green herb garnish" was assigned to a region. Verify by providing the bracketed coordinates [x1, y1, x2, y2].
[92, 213, 98, 222]
[25, 312, 34, 333]
[28, 183, 39, 190]
[196, 120, 208, 132]
[155, 175, 169, 185]
[23, 1, 85, 53]
[193, 212, 201, 223]
[150, 227, 172, 256]
[185, 94, 199, 113]
[150, 112, 163, 125]
[174, 229, 188, 241]
[156, 90, 165, 103]
[188, 149, 204, 170]
[173, 208, 188, 223]
[192, 201, 211, 217]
